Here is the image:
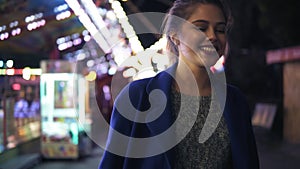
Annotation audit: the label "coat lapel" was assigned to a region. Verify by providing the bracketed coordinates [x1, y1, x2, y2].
[144, 65, 177, 168]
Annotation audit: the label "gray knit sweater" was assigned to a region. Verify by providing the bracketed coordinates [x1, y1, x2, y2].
[170, 86, 233, 169]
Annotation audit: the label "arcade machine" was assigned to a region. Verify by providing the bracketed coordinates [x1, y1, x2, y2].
[40, 60, 91, 159]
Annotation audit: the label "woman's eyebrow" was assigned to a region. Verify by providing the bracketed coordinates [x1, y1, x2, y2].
[191, 20, 209, 24]
[191, 19, 226, 25]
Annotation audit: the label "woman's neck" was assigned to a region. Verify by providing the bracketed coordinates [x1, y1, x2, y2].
[175, 61, 211, 96]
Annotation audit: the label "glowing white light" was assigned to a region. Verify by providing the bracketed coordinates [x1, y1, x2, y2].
[33, 22, 38, 29]
[27, 24, 32, 31]
[22, 67, 31, 80]
[0, 32, 9, 40]
[17, 28, 21, 34]
[11, 30, 16, 36]
[0, 60, 4, 67]
[25, 16, 31, 23]
[6, 69, 15, 75]
[0, 34, 4, 40]
[56, 37, 65, 45]
[0, 25, 6, 32]
[106, 10, 117, 21]
[30, 69, 42, 75]
[9, 21, 18, 28]
[82, 30, 89, 36]
[58, 43, 68, 51]
[54, 4, 69, 13]
[65, 0, 112, 53]
[76, 53, 86, 61]
[129, 37, 144, 53]
[39, 19, 46, 26]
[81, 0, 112, 44]
[37, 12, 43, 18]
[11, 28, 21, 36]
[56, 10, 71, 20]
[6, 60, 13, 68]
[84, 35, 91, 42]
[86, 60, 95, 67]
[103, 85, 110, 93]
[109, 0, 144, 53]
[108, 66, 117, 75]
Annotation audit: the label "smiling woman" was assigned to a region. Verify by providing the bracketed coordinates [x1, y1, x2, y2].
[98, 0, 259, 169]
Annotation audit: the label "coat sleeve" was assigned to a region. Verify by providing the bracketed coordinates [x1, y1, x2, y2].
[98, 81, 135, 169]
[98, 103, 130, 169]
[230, 85, 260, 169]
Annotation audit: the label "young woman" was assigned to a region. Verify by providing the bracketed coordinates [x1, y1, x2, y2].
[99, 0, 259, 168]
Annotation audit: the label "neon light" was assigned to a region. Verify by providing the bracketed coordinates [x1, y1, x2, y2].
[25, 13, 44, 23]
[6, 60, 13, 68]
[85, 71, 97, 81]
[30, 69, 42, 75]
[0, 69, 5, 75]
[12, 83, 21, 90]
[0, 68, 42, 75]
[23, 67, 31, 80]
[65, 0, 111, 53]
[110, 0, 144, 53]
[0, 32, 9, 40]
[6, 69, 15, 75]
[54, 4, 69, 13]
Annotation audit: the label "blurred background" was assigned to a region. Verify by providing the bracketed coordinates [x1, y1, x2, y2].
[0, 0, 300, 168]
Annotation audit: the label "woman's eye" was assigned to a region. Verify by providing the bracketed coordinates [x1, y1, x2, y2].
[215, 29, 225, 33]
[215, 26, 226, 33]
[197, 27, 206, 32]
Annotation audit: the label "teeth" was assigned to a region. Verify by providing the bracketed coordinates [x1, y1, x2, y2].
[201, 47, 215, 53]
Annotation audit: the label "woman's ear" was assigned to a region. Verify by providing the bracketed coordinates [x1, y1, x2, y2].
[170, 33, 180, 46]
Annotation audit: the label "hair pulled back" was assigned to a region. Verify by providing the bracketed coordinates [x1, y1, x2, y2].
[163, 0, 233, 58]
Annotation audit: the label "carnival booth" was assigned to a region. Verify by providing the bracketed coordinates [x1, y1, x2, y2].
[40, 60, 91, 159]
[0, 67, 41, 154]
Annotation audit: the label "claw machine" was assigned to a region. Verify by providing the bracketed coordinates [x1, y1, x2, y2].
[40, 60, 91, 159]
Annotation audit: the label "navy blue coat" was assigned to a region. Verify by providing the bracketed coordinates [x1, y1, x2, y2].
[99, 65, 260, 169]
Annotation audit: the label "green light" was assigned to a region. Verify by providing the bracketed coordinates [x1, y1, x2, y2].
[70, 122, 78, 145]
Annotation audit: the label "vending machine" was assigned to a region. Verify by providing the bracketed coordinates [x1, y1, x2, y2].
[40, 61, 91, 159]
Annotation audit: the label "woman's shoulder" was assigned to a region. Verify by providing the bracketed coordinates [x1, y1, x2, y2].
[127, 70, 171, 91]
[129, 77, 153, 89]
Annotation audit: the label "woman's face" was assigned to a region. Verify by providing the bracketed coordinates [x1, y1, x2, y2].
[177, 3, 226, 68]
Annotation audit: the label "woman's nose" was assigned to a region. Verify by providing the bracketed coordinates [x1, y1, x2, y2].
[206, 27, 217, 42]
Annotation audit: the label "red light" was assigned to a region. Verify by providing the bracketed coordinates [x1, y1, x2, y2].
[12, 83, 21, 90]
